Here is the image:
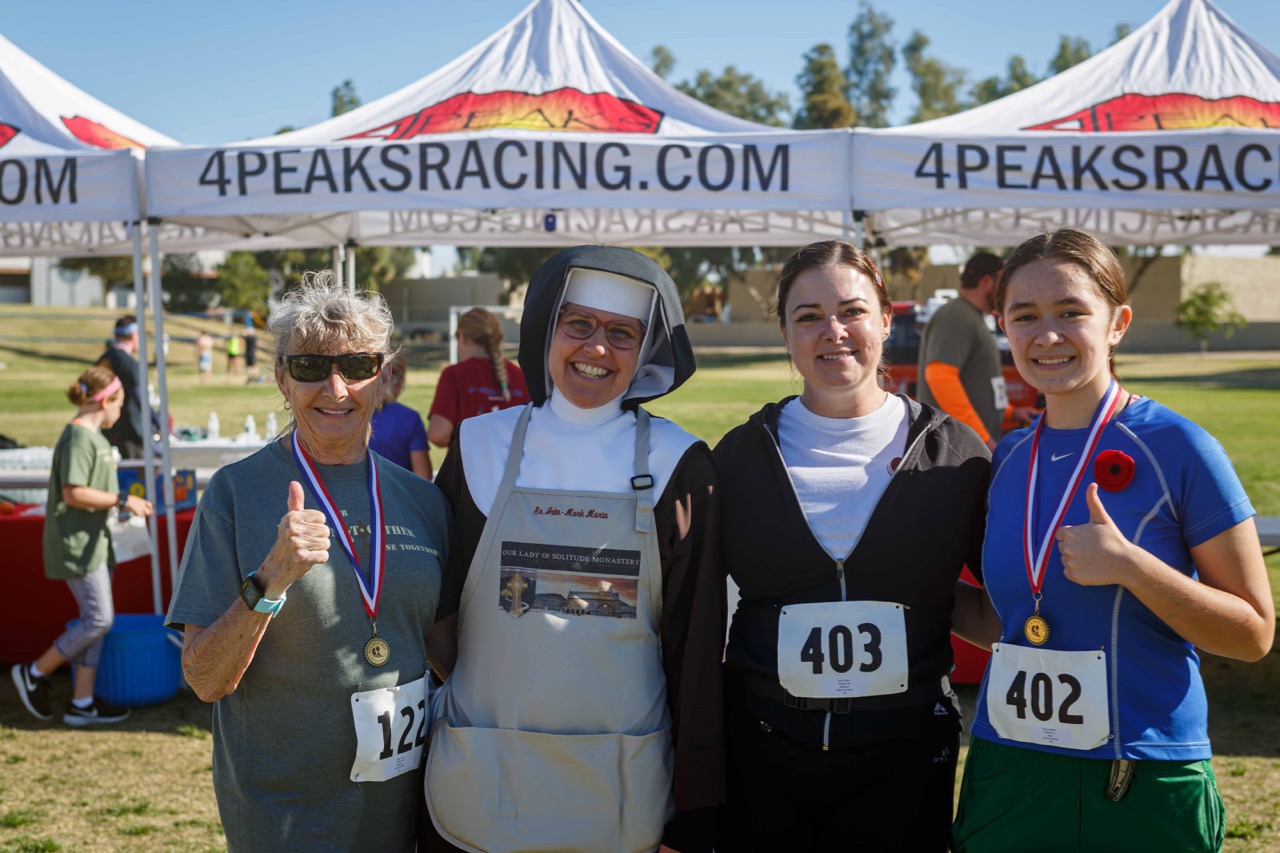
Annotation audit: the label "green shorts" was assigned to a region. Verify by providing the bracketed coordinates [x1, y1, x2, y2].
[952, 736, 1224, 853]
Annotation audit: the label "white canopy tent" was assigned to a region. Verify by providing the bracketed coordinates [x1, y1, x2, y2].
[144, 0, 853, 251]
[0, 32, 182, 609]
[0, 32, 174, 255]
[851, 0, 1280, 247]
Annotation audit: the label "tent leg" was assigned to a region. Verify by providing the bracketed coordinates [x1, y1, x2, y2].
[148, 222, 180, 609]
[448, 308, 460, 365]
[333, 246, 344, 289]
[345, 241, 356, 291]
[843, 209, 852, 242]
[131, 223, 163, 616]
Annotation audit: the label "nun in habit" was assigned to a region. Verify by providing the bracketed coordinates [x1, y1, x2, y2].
[423, 246, 725, 853]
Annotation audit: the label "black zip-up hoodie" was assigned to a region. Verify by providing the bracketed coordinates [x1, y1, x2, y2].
[713, 395, 990, 747]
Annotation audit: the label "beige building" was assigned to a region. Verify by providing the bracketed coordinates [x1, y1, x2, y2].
[380, 272, 510, 341]
[691, 254, 1280, 352]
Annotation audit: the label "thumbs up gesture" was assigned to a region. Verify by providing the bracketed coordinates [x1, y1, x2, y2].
[1055, 483, 1133, 588]
[260, 481, 331, 595]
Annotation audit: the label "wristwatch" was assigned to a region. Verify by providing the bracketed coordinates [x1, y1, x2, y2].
[239, 572, 286, 617]
[117, 492, 129, 510]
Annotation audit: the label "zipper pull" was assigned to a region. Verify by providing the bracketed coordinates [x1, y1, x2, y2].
[835, 559, 847, 601]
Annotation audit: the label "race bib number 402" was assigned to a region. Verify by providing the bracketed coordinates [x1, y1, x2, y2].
[777, 601, 909, 699]
[986, 644, 1109, 751]
[350, 674, 429, 783]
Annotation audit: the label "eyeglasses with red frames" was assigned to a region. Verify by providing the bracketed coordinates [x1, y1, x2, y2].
[283, 352, 384, 383]
[556, 307, 647, 351]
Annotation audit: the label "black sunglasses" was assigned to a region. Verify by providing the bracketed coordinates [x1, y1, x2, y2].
[283, 352, 384, 383]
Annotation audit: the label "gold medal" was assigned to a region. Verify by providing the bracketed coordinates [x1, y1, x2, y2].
[1024, 614, 1050, 646]
[364, 636, 390, 667]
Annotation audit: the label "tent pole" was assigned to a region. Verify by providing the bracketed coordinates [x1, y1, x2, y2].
[345, 240, 356, 291]
[843, 209, 852, 242]
[449, 307, 460, 365]
[853, 209, 865, 249]
[333, 246, 344, 289]
[130, 222, 163, 615]
[148, 220, 180, 604]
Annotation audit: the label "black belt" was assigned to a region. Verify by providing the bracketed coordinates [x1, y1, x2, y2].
[736, 671, 950, 715]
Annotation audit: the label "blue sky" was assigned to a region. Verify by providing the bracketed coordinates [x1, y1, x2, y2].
[3, 0, 1277, 145]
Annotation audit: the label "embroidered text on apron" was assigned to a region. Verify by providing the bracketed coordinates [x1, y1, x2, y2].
[426, 405, 674, 853]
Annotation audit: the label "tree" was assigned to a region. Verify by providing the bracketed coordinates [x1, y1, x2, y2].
[331, 80, 360, 117]
[1111, 23, 1134, 45]
[845, 2, 896, 127]
[1175, 282, 1246, 354]
[216, 251, 272, 312]
[970, 55, 1039, 106]
[903, 31, 966, 123]
[56, 256, 136, 304]
[882, 246, 929, 297]
[794, 44, 856, 129]
[1050, 36, 1091, 74]
[676, 66, 789, 127]
[159, 253, 216, 313]
[649, 45, 676, 80]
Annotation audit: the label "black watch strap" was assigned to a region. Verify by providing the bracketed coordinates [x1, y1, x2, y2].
[117, 492, 129, 509]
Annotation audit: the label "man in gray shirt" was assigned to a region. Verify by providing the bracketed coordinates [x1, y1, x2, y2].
[918, 252, 1036, 449]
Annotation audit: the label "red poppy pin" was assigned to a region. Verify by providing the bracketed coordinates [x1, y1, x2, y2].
[1094, 450, 1135, 492]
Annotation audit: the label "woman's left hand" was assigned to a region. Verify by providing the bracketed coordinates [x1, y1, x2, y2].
[1055, 483, 1134, 588]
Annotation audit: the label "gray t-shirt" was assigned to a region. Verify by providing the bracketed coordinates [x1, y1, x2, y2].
[167, 438, 449, 853]
[917, 295, 1003, 440]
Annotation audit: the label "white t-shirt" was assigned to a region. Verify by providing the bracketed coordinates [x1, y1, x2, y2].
[777, 395, 910, 560]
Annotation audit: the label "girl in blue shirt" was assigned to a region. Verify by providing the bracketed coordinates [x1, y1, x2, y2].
[951, 228, 1273, 852]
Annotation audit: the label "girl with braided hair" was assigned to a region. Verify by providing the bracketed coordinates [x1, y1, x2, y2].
[427, 307, 529, 450]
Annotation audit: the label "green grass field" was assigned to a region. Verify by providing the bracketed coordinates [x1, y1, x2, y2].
[1, 306, 1278, 851]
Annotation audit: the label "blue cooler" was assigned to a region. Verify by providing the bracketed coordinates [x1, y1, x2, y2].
[68, 613, 183, 707]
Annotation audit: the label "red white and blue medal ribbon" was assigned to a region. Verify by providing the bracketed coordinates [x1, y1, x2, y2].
[1021, 380, 1121, 644]
[291, 434, 389, 664]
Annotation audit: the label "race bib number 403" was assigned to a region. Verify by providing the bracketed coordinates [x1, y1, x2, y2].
[777, 601, 909, 699]
[986, 644, 1109, 751]
[350, 674, 429, 783]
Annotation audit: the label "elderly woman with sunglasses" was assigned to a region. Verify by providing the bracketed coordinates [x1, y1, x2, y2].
[422, 246, 725, 853]
[166, 274, 450, 853]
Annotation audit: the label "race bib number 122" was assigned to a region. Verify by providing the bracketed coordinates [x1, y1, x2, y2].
[350, 674, 429, 783]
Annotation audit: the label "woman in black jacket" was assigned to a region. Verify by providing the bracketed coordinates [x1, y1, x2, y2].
[714, 240, 991, 852]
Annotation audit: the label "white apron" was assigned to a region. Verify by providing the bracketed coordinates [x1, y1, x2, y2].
[426, 405, 674, 853]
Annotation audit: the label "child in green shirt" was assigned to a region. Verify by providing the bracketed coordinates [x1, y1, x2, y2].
[10, 366, 154, 726]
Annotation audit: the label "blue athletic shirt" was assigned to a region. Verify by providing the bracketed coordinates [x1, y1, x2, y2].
[971, 396, 1254, 761]
[369, 400, 429, 472]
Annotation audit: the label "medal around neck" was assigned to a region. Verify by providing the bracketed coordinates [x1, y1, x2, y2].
[1022, 381, 1121, 648]
[291, 434, 389, 668]
[1024, 613, 1050, 646]
[364, 635, 390, 667]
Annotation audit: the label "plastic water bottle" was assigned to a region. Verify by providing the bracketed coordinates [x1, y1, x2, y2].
[243, 414, 257, 441]
[265, 412, 279, 438]
[207, 411, 220, 440]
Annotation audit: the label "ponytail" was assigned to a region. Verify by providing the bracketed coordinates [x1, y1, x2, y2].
[458, 308, 510, 402]
[68, 365, 118, 406]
